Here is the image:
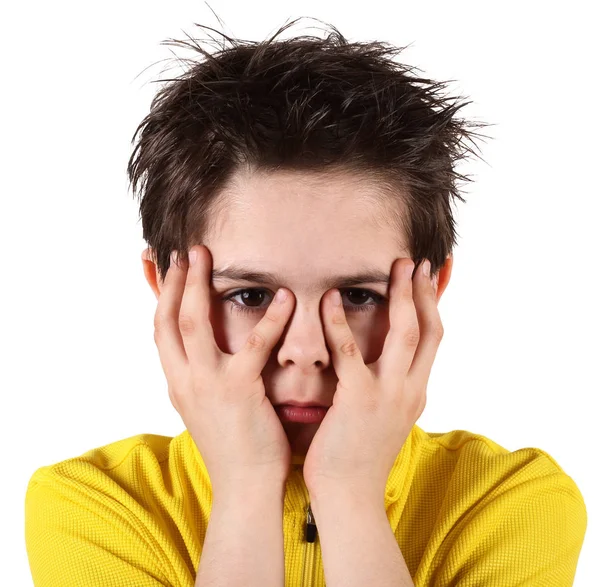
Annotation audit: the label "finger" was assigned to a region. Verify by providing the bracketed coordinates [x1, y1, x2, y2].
[233, 287, 295, 381]
[406, 259, 444, 389]
[152, 249, 194, 386]
[176, 245, 223, 371]
[378, 258, 420, 379]
[321, 288, 368, 392]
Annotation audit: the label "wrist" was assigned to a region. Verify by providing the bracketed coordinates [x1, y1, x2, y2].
[308, 482, 385, 516]
[211, 476, 286, 507]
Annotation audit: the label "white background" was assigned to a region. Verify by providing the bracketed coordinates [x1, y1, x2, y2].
[2, 1, 598, 584]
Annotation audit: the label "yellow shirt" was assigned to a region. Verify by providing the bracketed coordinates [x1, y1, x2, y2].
[25, 424, 587, 586]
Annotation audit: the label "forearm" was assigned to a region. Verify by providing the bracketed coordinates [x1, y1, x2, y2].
[195, 483, 285, 587]
[310, 488, 414, 587]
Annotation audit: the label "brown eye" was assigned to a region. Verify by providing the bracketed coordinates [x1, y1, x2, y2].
[222, 288, 386, 316]
[223, 288, 272, 315]
[343, 289, 387, 313]
[346, 289, 371, 306]
[237, 289, 267, 308]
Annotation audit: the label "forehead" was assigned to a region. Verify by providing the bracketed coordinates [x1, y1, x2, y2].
[203, 167, 407, 291]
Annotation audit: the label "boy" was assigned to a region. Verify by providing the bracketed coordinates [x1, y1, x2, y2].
[25, 18, 587, 586]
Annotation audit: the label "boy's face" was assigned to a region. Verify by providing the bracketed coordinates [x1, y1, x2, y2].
[143, 167, 451, 457]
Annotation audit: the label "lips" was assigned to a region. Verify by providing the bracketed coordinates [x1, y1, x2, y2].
[275, 400, 331, 408]
[275, 403, 330, 424]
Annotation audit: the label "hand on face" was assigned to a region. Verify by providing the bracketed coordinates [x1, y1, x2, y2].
[152, 245, 295, 494]
[153, 243, 442, 499]
[301, 257, 444, 501]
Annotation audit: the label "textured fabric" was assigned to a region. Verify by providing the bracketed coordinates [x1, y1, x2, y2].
[25, 424, 587, 586]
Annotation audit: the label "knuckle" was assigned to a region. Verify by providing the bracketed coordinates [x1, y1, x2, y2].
[339, 336, 361, 357]
[153, 313, 169, 337]
[331, 310, 346, 325]
[431, 320, 445, 342]
[263, 306, 280, 324]
[246, 329, 268, 352]
[168, 386, 181, 411]
[177, 313, 196, 336]
[403, 320, 421, 347]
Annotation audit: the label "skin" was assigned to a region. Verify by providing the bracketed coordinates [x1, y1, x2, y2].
[142, 166, 452, 459]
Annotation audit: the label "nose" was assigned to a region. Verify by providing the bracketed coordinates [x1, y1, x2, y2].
[274, 300, 332, 372]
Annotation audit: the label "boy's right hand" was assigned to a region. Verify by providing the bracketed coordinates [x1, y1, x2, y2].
[152, 244, 294, 494]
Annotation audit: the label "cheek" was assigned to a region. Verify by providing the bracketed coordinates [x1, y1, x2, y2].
[209, 300, 254, 354]
[348, 310, 390, 364]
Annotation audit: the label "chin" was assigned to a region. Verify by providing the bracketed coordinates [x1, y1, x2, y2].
[284, 421, 320, 455]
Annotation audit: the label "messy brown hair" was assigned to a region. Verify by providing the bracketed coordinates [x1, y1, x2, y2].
[127, 17, 492, 284]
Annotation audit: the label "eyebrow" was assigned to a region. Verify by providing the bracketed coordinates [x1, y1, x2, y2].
[211, 264, 391, 292]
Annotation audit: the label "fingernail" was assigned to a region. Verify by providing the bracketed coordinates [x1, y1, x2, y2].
[274, 288, 287, 303]
[405, 262, 415, 278]
[170, 250, 178, 267]
[422, 259, 431, 277]
[189, 249, 198, 266]
[332, 290, 342, 306]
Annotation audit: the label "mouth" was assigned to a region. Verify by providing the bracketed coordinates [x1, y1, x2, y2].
[275, 403, 330, 424]
[275, 400, 331, 408]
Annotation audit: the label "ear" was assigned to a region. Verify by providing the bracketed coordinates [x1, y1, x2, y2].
[141, 248, 162, 300]
[434, 254, 453, 302]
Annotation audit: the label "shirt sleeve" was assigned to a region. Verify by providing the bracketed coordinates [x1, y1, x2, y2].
[434, 471, 587, 587]
[25, 472, 172, 587]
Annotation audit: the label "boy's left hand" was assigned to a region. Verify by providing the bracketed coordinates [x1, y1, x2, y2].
[303, 257, 444, 502]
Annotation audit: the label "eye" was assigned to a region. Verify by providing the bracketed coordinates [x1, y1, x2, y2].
[222, 288, 387, 316]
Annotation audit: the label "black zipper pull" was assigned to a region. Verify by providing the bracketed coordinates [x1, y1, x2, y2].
[305, 503, 317, 543]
